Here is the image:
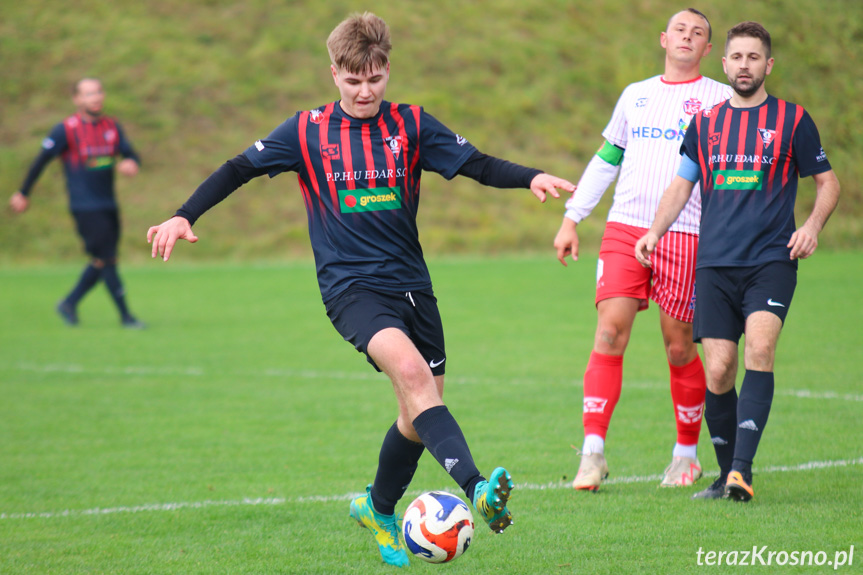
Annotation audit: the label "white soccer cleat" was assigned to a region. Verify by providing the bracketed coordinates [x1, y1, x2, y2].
[572, 452, 609, 491]
[660, 456, 702, 487]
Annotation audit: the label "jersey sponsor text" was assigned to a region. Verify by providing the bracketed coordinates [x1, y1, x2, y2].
[338, 186, 402, 213]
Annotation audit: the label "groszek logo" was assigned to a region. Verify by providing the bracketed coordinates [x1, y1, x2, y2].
[339, 186, 402, 213]
[87, 156, 115, 170]
[713, 169, 763, 191]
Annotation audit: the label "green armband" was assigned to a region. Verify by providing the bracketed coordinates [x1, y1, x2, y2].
[596, 140, 624, 166]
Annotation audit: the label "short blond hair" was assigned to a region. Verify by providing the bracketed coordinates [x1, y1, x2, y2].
[326, 12, 391, 74]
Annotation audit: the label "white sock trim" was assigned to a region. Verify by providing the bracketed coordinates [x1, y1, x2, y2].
[673, 443, 698, 459]
[583, 434, 605, 455]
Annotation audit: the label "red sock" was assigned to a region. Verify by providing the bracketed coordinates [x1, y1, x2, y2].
[582, 351, 623, 439]
[669, 355, 707, 446]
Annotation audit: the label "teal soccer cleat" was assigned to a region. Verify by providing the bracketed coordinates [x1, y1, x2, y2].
[349, 485, 410, 567]
[472, 467, 514, 533]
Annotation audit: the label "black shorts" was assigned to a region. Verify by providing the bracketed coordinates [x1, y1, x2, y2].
[693, 261, 797, 343]
[72, 209, 120, 261]
[325, 287, 447, 375]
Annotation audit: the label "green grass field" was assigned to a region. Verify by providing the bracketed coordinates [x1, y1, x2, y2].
[1, 253, 860, 574]
[3, 0, 862, 263]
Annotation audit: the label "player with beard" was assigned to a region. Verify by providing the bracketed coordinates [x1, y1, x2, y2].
[635, 21, 840, 501]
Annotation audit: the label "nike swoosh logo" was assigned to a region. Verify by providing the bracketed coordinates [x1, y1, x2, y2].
[429, 358, 446, 368]
[767, 299, 786, 307]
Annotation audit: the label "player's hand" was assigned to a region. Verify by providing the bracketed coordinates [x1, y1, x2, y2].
[787, 224, 819, 260]
[554, 217, 580, 266]
[9, 192, 29, 214]
[147, 216, 198, 261]
[117, 159, 139, 177]
[530, 173, 576, 203]
[634, 232, 659, 268]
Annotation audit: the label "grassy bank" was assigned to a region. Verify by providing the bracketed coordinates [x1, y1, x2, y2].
[2, 0, 860, 264]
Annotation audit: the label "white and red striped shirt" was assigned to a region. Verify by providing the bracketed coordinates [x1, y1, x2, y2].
[571, 75, 731, 234]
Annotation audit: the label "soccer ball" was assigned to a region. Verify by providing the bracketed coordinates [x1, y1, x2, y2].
[402, 491, 474, 563]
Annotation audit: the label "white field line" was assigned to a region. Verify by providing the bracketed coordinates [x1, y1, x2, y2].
[8, 362, 863, 402]
[2, 457, 861, 521]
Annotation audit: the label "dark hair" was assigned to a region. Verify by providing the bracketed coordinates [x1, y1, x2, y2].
[667, 8, 712, 42]
[726, 21, 772, 59]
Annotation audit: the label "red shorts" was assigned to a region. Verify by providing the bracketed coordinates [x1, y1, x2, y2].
[596, 222, 698, 322]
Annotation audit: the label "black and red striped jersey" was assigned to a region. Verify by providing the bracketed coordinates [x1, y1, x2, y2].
[244, 100, 476, 303]
[681, 95, 832, 268]
[20, 113, 139, 211]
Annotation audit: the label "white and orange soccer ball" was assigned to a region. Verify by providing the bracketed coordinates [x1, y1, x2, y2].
[402, 491, 474, 563]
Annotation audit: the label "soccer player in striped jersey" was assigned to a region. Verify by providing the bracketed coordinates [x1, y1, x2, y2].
[554, 9, 731, 491]
[148, 12, 575, 567]
[9, 78, 144, 328]
[636, 21, 840, 502]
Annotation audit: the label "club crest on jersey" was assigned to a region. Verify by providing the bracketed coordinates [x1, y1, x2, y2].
[309, 109, 324, 124]
[385, 135, 402, 160]
[103, 129, 116, 143]
[758, 128, 776, 147]
[321, 143, 340, 161]
[682, 98, 702, 115]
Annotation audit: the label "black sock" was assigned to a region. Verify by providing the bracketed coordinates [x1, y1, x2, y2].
[704, 386, 739, 480]
[369, 422, 425, 516]
[65, 264, 102, 307]
[733, 370, 774, 483]
[412, 406, 483, 501]
[101, 264, 131, 319]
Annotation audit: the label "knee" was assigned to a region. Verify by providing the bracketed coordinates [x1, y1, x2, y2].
[745, 342, 775, 371]
[595, 323, 629, 354]
[665, 339, 696, 366]
[705, 364, 735, 394]
[392, 357, 433, 391]
[91, 258, 106, 269]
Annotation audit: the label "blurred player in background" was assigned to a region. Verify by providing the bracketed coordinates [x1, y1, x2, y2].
[10, 78, 144, 329]
[636, 21, 840, 502]
[148, 12, 575, 567]
[553, 9, 731, 491]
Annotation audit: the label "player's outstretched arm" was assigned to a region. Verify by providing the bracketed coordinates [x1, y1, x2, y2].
[788, 169, 840, 260]
[529, 173, 576, 203]
[553, 216, 580, 266]
[147, 216, 198, 262]
[634, 175, 695, 268]
[117, 158, 139, 177]
[9, 192, 29, 214]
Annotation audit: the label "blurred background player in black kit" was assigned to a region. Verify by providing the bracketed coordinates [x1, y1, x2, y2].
[148, 12, 575, 568]
[9, 78, 144, 328]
